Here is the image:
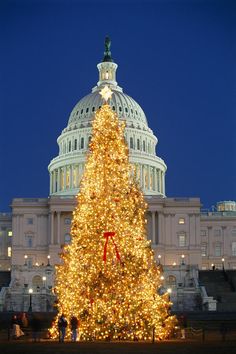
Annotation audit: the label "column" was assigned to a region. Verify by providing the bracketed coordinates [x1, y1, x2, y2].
[162, 172, 165, 196]
[63, 167, 66, 191]
[158, 213, 163, 246]
[153, 168, 156, 191]
[151, 211, 156, 244]
[222, 226, 227, 257]
[53, 171, 56, 193]
[140, 164, 143, 189]
[57, 212, 61, 244]
[70, 165, 73, 189]
[50, 212, 54, 244]
[50, 173, 53, 194]
[207, 226, 212, 259]
[57, 168, 60, 192]
[157, 170, 160, 192]
[160, 171, 163, 194]
[147, 165, 150, 190]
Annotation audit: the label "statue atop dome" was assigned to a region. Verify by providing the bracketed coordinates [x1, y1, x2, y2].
[103, 36, 113, 62]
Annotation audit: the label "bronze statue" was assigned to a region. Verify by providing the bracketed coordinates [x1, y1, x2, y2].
[103, 36, 113, 62]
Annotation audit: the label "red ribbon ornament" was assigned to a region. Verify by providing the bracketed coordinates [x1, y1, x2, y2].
[103, 231, 121, 263]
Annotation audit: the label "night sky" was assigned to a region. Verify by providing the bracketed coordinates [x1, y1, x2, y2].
[0, 0, 235, 212]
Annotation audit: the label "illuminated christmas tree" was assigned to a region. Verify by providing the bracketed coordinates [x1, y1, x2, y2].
[50, 87, 176, 341]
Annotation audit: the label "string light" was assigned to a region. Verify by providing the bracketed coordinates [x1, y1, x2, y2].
[50, 103, 176, 341]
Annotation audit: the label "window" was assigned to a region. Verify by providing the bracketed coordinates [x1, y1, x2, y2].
[86, 107, 89, 113]
[232, 229, 236, 236]
[8, 231, 12, 237]
[64, 218, 71, 225]
[125, 107, 128, 113]
[81, 137, 84, 149]
[8, 246, 11, 257]
[137, 139, 140, 150]
[166, 275, 176, 286]
[92, 107, 95, 112]
[74, 139, 77, 150]
[69, 141, 71, 152]
[178, 233, 186, 247]
[215, 243, 222, 257]
[119, 107, 122, 112]
[80, 109, 83, 114]
[143, 141, 146, 151]
[27, 218, 33, 225]
[201, 229, 207, 237]
[232, 242, 236, 256]
[201, 243, 207, 256]
[178, 218, 185, 225]
[25, 234, 33, 248]
[130, 137, 134, 149]
[214, 229, 221, 236]
[65, 234, 71, 244]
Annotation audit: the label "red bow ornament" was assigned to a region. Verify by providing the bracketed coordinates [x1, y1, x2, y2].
[103, 231, 121, 263]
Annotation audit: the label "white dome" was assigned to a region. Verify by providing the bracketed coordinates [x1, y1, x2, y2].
[66, 90, 149, 132]
[48, 44, 167, 198]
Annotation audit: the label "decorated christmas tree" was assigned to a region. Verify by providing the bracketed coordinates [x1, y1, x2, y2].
[50, 87, 176, 341]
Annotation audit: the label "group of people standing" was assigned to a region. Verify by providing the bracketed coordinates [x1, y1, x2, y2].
[58, 314, 79, 342]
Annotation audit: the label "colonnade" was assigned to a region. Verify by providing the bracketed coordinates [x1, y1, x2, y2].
[50, 163, 165, 196]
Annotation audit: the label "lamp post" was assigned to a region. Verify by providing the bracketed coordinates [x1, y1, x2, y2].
[28, 288, 33, 312]
[167, 288, 172, 301]
[47, 255, 51, 266]
[42, 276, 47, 288]
[24, 254, 28, 266]
[221, 258, 225, 270]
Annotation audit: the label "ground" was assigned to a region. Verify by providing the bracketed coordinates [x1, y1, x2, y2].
[0, 340, 236, 354]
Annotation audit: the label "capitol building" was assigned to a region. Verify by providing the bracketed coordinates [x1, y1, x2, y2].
[0, 40, 236, 312]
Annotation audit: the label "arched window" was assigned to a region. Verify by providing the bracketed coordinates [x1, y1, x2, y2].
[130, 137, 134, 149]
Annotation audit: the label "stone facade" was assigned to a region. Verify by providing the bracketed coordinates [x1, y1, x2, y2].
[1, 44, 235, 312]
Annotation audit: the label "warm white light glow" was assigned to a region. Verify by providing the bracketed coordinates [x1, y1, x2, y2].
[42, 276, 46, 281]
[181, 254, 185, 259]
[173, 262, 176, 266]
[160, 275, 164, 280]
[99, 85, 113, 102]
[167, 288, 172, 294]
[222, 258, 225, 262]
[47, 255, 51, 259]
[24, 254, 28, 259]
[29, 288, 33, 294]
[158, 254, 161, 259]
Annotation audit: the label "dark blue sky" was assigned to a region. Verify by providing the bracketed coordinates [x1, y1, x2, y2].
[0, 0, 235, 212]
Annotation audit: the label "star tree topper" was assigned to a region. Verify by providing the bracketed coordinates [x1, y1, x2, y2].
[99, 85, 113, 103]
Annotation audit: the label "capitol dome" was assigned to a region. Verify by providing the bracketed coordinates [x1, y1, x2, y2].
[48, 39, 167, 197]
